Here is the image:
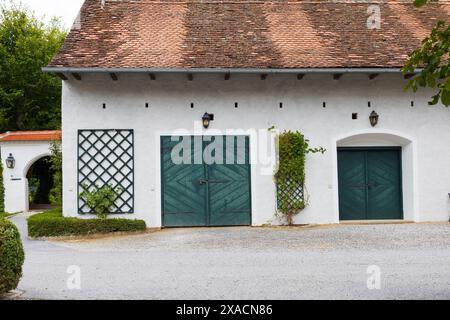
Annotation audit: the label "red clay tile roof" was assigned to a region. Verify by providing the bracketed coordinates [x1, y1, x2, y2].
[0, 131, 62, 142]
[48, 0, 450, 69]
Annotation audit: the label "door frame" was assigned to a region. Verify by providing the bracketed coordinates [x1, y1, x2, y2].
[337, 146, 404, 221]
[333, 130, 418, 223]
[159, 135, 253, 228]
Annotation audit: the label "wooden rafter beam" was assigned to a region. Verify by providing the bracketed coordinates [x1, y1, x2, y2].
[56, 73, 68, 81]
[404, 73, 416, 80]
[72, 73, 82, 81]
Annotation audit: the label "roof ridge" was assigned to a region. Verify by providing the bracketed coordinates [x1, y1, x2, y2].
[3, 130, 61, 134]
[0, 130, 61, 142]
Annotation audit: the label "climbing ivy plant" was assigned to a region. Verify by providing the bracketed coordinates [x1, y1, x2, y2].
[274, 130, 325, 225]
[80, 184, 122, 219]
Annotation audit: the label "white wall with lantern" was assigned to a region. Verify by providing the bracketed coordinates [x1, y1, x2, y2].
[0, 141, 53, 213]
[60, 72, 450, 226]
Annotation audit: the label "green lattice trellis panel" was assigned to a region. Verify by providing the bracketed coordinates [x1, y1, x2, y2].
[277, 177, 305, 212]
[78, 129, 134, 214]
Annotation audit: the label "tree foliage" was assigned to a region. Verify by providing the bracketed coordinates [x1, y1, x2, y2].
[403, 0, 450, 106]
[48, 140, 62, 206]
[0, 157, 4, 213]
[0, 2, 66, 131]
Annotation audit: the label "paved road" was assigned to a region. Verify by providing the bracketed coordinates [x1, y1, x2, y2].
[8, 214, 450, 300]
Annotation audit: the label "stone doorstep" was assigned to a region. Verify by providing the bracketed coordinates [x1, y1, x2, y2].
[339, 220, 414, 225]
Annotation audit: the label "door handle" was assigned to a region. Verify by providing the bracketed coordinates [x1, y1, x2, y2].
[198, 179, 208, 185]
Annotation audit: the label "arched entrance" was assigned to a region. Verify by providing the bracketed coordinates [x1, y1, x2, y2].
[0, 130, 61, 213]
[26, 156, 54, 210]
[333, 130, 418, 222]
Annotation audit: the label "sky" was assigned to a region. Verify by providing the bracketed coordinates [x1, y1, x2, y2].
[9, 0, 85, 29]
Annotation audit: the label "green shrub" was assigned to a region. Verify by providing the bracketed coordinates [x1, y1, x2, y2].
[27, 208, 146, 238]
[0, 158, 4, 212]
[80, 184, 122, 219]
[0, 218, 25, 295]
[28, 177, 40, 204]
[49, 140, 62, 206]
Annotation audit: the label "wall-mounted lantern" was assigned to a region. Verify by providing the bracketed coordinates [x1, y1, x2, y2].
[5, 153, 15, 169]
[202, 112, 214, 129]
[369, 111, 379, 127]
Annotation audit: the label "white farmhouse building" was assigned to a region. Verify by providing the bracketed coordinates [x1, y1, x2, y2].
[43, 0, 450, 227]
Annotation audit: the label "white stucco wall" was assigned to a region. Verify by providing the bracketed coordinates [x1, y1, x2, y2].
[61, 73, 450, 226]
[0, 141, 52, 213]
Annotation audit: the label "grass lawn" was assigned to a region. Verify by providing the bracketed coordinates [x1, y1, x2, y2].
[0, 212, 15, 219]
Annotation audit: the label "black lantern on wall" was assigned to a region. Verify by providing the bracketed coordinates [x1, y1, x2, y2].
[202, 112, 214, 129]
[369, 111, 379, 127]
[5, 153, 15, 169]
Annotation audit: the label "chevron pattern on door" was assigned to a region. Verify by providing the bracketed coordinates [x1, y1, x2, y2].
[337, 150, 367, 220]
[161, 137, 206, 227]
[207, 136, 251, 226]
[161, 136, 251, 227]
[338, 148, 403, 221]
[366, 150, 403, 220]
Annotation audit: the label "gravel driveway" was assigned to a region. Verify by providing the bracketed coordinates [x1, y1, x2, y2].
[8, 213, 450, 300]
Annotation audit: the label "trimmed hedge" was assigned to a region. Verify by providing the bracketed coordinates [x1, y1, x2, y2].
[27, 208, 147, 238]
[0, 218, 25, 295]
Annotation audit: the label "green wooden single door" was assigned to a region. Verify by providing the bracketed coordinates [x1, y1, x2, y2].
[337, 150, 367, 220]
[161, 136, 251, 227]
[161, 136, 206, 227]
[338, 148, 403, 220]
[206, 136, 251, 226]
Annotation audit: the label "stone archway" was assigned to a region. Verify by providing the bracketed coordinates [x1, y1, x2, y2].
[0, 131, 61, 213]
[332, 130, 418, 222]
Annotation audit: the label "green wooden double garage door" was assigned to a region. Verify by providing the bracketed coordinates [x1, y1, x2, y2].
[161, 136, 252, 227]
[338, 148, 403, 220]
